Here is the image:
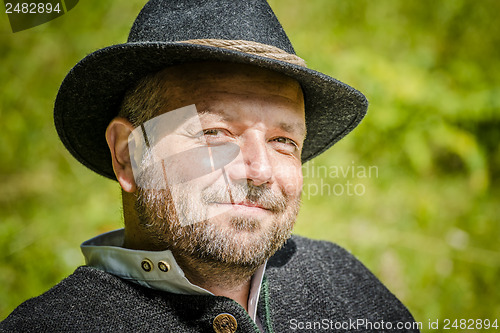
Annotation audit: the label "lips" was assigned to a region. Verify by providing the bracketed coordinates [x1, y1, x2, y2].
[209, 199, 275, 216]
[234, 200, 267, 210]
[201, 182, 287, 213]
[213, 200, 269, 210]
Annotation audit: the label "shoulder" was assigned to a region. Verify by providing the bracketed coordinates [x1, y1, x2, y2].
[0, 266, 157, 332]
[268, 234, 368, 275]
[273, 235, 397, 299]
[266, 235, 420, 332]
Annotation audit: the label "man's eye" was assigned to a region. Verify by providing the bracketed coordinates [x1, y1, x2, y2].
[273, 137, 297, 146]
[198, 128, 231, 145]
[203, 129, 221, 136]
[271, 137, 298, 153]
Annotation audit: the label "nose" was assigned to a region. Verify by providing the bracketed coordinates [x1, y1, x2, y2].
[226, 135, 273, 186]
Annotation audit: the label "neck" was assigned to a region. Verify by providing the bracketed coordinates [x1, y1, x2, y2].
[120, 190, 255, 311]
[175, 254, 257, 311]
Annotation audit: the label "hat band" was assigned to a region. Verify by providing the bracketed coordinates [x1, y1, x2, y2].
[180, 39, 307, 67]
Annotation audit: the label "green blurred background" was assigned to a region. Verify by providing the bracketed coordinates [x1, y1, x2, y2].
[1, 0, 499, 329]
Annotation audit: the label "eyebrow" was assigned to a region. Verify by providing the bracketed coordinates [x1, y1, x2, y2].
[197, 108, 306, 138]
[197, 108, 236, 123]
[278, 121, 307, 138]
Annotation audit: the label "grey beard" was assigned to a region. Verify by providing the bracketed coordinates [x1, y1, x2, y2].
[133, 155, 300, 270]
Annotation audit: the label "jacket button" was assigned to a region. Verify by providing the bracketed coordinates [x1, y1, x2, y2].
[158, 260, 170, 272]
[140, 259, 153, 272]
[213, 313, 237, 333]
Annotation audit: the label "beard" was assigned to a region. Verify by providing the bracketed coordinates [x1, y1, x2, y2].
[133, 155, 301, 271]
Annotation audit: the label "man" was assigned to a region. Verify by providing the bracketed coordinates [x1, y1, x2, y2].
[1, 0, 419, 332]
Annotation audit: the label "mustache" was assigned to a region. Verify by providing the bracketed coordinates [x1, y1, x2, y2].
[134, 153, 291, 214]
[201, 181, 288, 213]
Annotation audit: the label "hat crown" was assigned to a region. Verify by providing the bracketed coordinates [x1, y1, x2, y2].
[128, 0, 296, 54]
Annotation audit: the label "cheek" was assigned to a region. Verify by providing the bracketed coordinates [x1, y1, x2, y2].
[160, 145, 216, 185]
[274, 159, 303, 197]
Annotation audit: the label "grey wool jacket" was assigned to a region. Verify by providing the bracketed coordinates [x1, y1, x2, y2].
[0, 236, 419, 332]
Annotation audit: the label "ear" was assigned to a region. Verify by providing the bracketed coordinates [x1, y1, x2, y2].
[106, 117, 137, 193]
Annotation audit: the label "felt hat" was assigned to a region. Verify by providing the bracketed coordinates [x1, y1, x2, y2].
[54, 0, 368, 180]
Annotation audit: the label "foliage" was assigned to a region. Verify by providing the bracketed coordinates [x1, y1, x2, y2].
[1, 0, 499, 328]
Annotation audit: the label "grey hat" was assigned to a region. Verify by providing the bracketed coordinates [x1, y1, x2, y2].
[54, 0, 368, 180]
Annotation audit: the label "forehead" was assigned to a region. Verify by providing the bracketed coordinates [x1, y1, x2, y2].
[158, 62, 305, 111]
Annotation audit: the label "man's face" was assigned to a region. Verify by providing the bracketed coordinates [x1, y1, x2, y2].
[133, 62, 305, 268]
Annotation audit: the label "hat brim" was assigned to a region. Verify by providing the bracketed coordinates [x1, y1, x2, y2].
[54, 42, 368, 180]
